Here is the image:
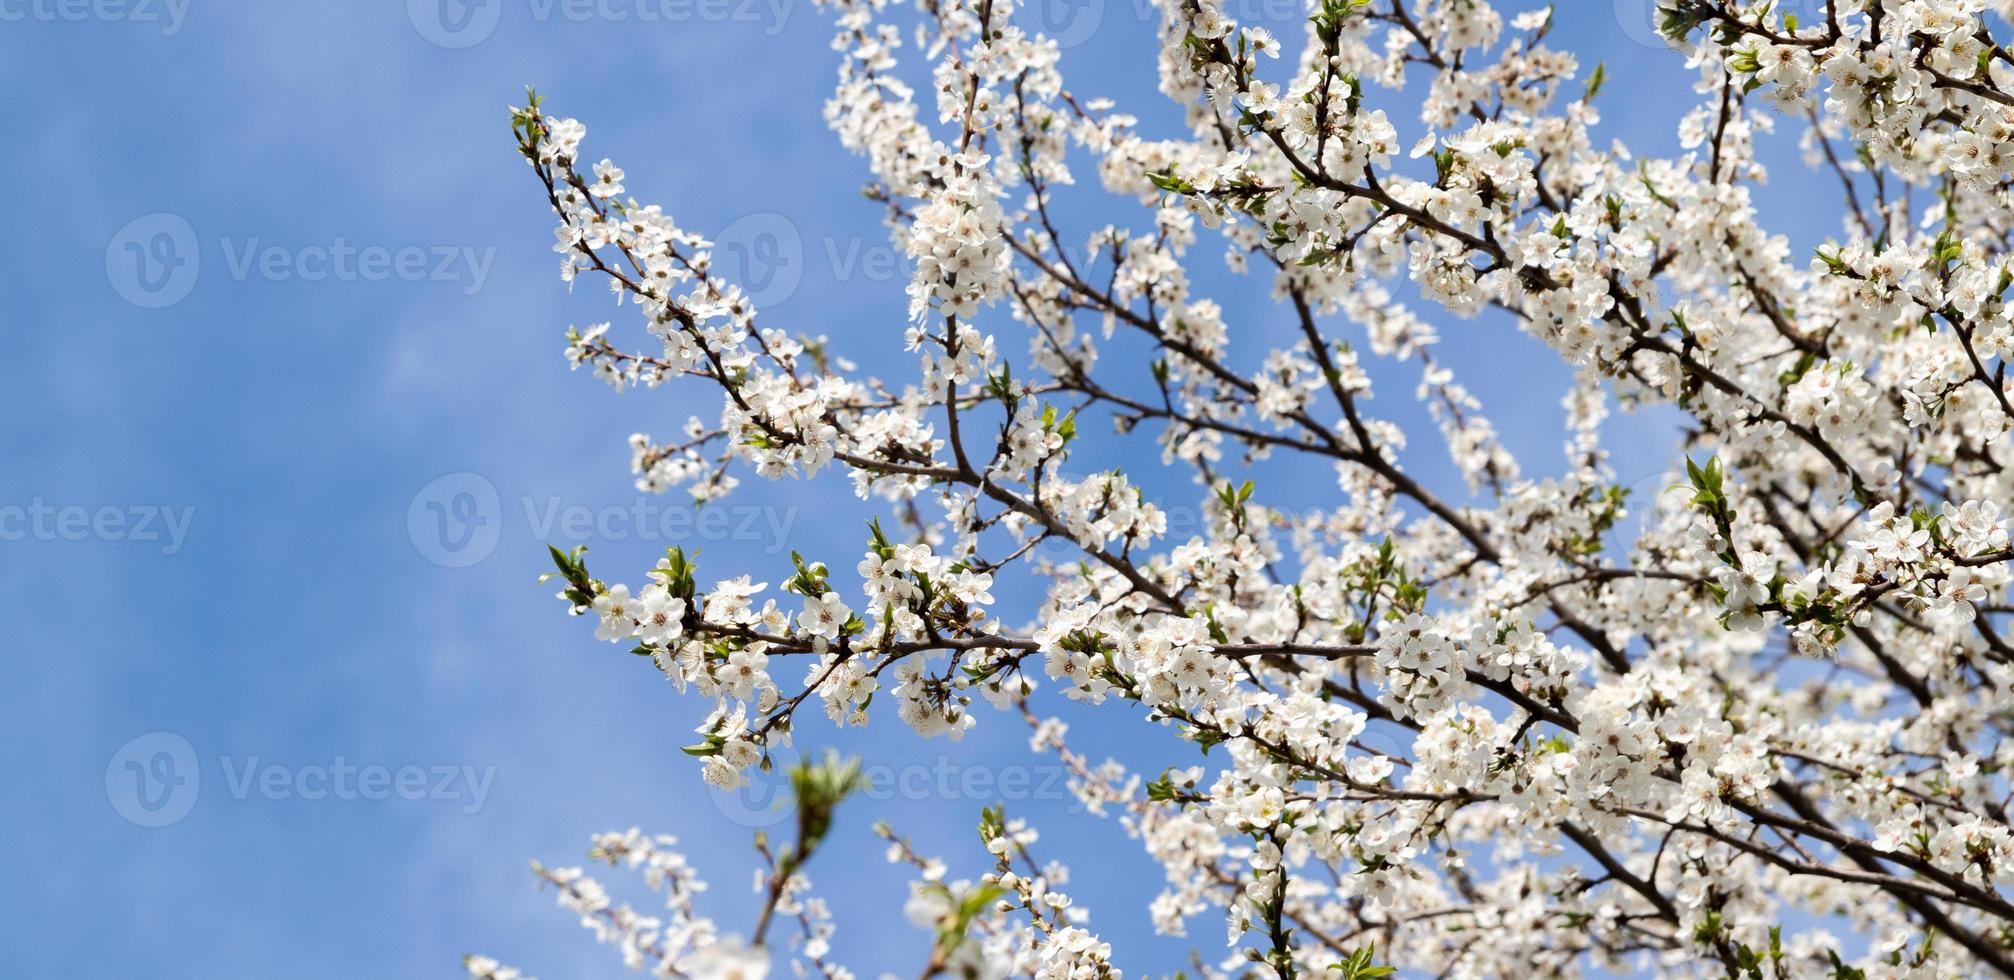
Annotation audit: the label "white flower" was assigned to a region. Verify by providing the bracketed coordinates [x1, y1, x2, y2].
[1240, 80, 1281, 115]
[592, 585, 637, 642]
[634, 587, 687, 644]
[686, 937, 768, 980]
[797, 592, 851, 640]
[720, 648, 769, 701]
[701, 758, 746, 791]
[590, 159, 626, 198]
[1944, 500, 2008, 554]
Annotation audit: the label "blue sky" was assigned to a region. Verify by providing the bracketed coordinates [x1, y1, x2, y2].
[0, 2, 1849, 976]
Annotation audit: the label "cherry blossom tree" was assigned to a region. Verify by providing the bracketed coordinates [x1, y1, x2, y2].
[476, 0, 2014, 975]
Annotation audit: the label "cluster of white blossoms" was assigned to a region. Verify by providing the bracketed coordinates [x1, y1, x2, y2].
[482, 0, 2014, 976]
